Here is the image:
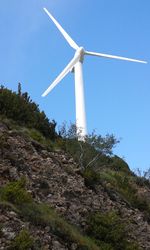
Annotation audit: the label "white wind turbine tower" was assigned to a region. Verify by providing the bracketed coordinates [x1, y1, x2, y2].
[42, 7, 147, 140]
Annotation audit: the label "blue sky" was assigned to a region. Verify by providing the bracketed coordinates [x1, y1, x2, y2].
[0, 0, 150, 172]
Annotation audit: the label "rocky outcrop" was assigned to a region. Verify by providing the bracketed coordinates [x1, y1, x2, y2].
[0, 121, 150, 249]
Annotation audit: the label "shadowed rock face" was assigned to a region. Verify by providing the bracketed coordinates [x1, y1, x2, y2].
[0, 120, 150, 249]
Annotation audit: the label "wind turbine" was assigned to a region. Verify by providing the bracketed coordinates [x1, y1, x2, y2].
[42, 7, 147, 139]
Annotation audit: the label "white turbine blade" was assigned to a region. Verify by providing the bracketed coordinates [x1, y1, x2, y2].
[85, 51, 147, 64]
[43, 7, 79, 50]
[42, 54, 80, 97]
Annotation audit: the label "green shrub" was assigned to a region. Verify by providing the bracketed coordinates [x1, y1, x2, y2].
[97, 171, 134, 200]
[135, 176, 150, 188]
[0, 177, 32, 206]
[87, 211, 139, 250]
[111, 156, 130, 173]
[9, 229, 34, 250]
[26, 128, 54, 150]
[83, 167, 100, 188]
[133, 195, 150, 212]
[58, 123, 119, 170]
[27, 128, 46, 143]
[83, 165, 150, 217]
[105, 172, 150, 214]
[0, 85, 57, 140]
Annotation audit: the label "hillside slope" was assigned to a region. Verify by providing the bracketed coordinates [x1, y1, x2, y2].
[0, 117, 150, 250]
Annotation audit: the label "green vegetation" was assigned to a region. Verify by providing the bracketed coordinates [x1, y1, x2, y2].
[0, 85, 149, 249]
[82, 156, 130, 188]
[8, 229, 34, 250]
[100, 170, 150, 212]
[0, 84, 56, 140]
[21, 203, 100, 250]
[83, 167, 101, 188]
[0, 177, 32, 206]
[0, 115, 55, 153]
[87, 211, 139, 250]
[58, 123, 119, 170]
[0, 179, 100, 250]
[0, 177, 144, 250]
[134, 168, 150, 188]
[58, 123, 150, 217]
[57, 123, 149, 217]
[83, 166, 150, 217]
[110, 155, 130, 173]
[24, 127, 55, 151]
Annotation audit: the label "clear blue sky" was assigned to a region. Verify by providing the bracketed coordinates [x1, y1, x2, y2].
[0, 0, 150, 172]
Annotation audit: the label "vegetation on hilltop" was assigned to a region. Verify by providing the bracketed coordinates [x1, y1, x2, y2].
[0, 84, 56, 140]
[58, 122, 120, 170]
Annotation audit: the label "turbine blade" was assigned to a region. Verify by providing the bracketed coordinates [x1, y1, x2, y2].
[43, 7, 79, 50]
[42, 54, 80, 97]
[85, 51, 147, 64]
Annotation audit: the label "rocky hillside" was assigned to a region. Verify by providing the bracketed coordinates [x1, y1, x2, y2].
[0, 116, 150, 250]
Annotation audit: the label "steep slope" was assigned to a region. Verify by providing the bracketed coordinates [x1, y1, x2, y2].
[0, 118, 150, 250]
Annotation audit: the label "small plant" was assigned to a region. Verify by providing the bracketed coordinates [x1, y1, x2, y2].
[83, 167, 100, 188]
[0, 177, 32, 206]
[9, 229, 34, 250]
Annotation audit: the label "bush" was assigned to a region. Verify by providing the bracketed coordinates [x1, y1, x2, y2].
[9, 229, 34, 250]
[135, 176, 150, 187]
[25, 128, 54, 151]
[87, 211, 139, 250]
[111, 156, 130, 173]
[106, 172, 150, 214]
[83, 167, 100, 188]
[0, 85, 57, 140]
[58, 123, 119, 171]
[0, 177, 32, 206]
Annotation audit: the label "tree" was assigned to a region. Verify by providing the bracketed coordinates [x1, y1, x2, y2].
[59, 123, 119, 170]
[18, 82, 22, 96]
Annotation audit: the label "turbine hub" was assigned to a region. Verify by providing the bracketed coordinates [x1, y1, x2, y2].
[76, 47, 85, 63]
[79, 47, 85, 54]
